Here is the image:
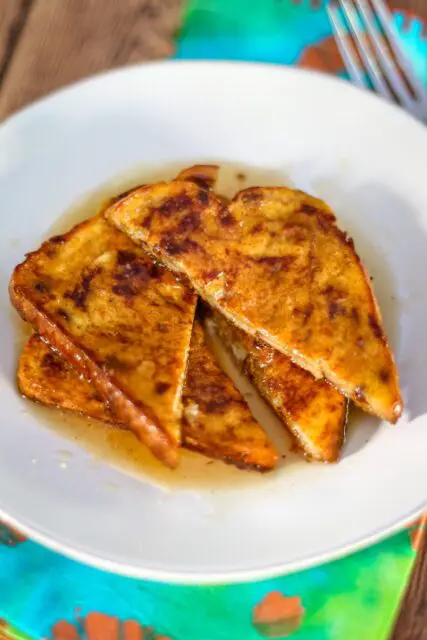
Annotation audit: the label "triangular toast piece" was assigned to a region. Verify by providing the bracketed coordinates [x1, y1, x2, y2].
[18, 330, 277, 471]
[178, 167, 346, 461]
[10, 215, 197, 467]
[183, 320, 278, 470]
[211, 312, 347, 462]
[106, 182, 402, 423]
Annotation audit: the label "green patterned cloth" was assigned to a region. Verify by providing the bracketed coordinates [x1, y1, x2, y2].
[0, 520, 424, 639]
[175, 0, 427, 85]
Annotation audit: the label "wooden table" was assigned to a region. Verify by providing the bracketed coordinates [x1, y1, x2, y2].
[0, 1, 425, 638]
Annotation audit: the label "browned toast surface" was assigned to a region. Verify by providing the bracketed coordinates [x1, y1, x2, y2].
[106, 181, 402, 423]
[183, 320, 278, 470]
[19, 330, 277, 470]
[212, 312, 347, 462]
[175, 164, 219, 189]
[18, 334, 119, 424]
[10, 215, 197, 467]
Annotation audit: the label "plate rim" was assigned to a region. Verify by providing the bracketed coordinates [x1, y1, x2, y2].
[0, 505, 423, 584]
[1, 60, 426, 584]
[2, 58, 424, 133]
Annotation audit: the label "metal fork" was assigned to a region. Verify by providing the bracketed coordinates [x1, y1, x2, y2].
[327, 0, 427, 121]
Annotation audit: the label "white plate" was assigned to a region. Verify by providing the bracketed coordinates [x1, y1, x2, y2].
[0, 61, 426, 584]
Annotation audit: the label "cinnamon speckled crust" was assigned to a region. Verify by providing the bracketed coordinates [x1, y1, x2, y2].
[212, 312, 347, 463]
[183, 321, 278, 471]
[106, 181, 402, 423]
[18, 329, 277, 471]
[10, 215, 197, 468]
[18, 334, 121, 424]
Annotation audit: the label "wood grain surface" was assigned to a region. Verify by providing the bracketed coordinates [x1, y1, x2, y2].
[0, 1, 425, 638]
[393, 526, 427, 639]
[0, 0, 184, 117]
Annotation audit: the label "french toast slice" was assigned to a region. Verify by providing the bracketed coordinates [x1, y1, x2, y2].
[182, 320, 278, 469]
[10, 215, 197, 467]
[106, 181, 402, 423]
[211, 312, 347, 462]
[179, 167, 346, 461]
[18, 334, 119, 424]
[19, 330, 277, 471]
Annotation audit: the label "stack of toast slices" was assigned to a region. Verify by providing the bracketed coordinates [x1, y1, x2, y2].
[10, 165, 402, 471]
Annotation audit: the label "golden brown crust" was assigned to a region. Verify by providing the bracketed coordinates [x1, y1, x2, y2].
[183, 321, 278, 470]
[212, 312, 347, 462]
[18, 334, 120, 424]
[19, 329, 277, 470]
[9, 215, 198, 468]
[106, 182, 402, 423]
[175, 164, 220, 190]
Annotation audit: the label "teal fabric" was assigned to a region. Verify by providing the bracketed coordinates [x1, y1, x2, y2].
[175, 0, 427, 85]
[0, 522, 422, 639]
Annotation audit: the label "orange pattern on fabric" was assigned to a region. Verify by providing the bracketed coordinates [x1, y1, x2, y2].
[85, 613, 119, 640]
[253, 591, 305, 637]
[51, 621, 80, 640]
[0, 522, 27, 547]
[122, 620, 144, 640]
[409, 516, 426, 552]
[50, 615, 171, 640]
[297, 7, 426, 76]
[298, 36, 345, 74]
[0, 619, 11, 640]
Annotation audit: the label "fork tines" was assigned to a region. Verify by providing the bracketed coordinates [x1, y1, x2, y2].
[328, 0, 426, 120]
